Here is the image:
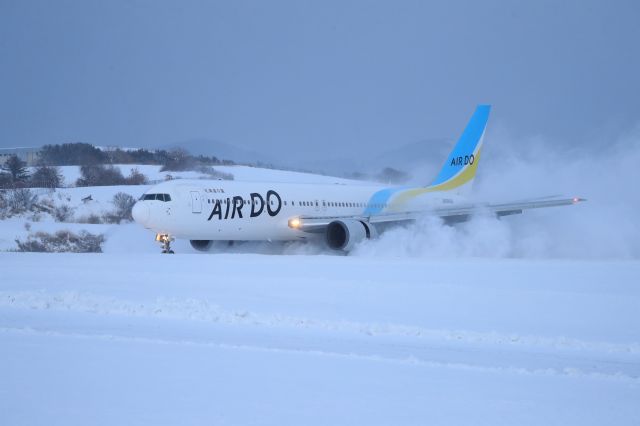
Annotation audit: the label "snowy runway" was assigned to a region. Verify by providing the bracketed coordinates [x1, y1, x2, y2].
[1, 253, 639, 425]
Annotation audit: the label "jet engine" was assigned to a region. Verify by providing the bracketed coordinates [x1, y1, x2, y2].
[190, 240, 213, 252]
[325, 219, 377, 251]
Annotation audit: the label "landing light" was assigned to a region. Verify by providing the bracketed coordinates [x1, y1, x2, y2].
[288, 218, 301, 229]
[155, 233, 171, 243]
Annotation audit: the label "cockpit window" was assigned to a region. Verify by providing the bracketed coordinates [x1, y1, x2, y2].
[141, 193, 171, 202]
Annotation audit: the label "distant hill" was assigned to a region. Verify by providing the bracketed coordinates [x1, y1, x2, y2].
[369, 138, 453, 171]
[295, 138, 454, 180]
[164, 137, 455, 182]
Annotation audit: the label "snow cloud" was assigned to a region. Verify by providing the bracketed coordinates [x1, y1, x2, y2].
[354, 124, 640, 260]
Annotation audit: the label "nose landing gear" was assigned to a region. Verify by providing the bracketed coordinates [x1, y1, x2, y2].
[156, 233, 175, 254]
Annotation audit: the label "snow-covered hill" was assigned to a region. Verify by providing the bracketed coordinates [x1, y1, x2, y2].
[52, 164, 370, 186]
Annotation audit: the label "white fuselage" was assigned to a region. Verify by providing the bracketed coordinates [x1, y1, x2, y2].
[133, 179, 461, 241]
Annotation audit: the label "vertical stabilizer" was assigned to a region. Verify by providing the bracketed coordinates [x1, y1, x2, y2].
[428, 105, 491, 196]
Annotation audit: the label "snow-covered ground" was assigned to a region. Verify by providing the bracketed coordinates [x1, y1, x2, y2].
[2, 162, 639, 425]
[1, 253, 638, 425]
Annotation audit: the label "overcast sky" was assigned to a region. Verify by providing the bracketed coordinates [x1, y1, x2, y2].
[1, 0, 638, 160]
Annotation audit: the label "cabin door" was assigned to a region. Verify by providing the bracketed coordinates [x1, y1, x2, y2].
[191, 191, 202, 213]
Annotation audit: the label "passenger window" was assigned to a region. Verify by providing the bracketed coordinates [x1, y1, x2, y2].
[164, 194, 171, 202]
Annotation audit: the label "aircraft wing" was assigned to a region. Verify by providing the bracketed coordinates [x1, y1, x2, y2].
[290, 197, 586, 233]
[426, 196, 586, 223]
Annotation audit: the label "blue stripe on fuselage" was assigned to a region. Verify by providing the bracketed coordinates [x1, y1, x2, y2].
[363, 187, 406, 215]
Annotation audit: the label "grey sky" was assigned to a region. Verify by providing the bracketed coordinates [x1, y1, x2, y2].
[1, 0, 638, 161]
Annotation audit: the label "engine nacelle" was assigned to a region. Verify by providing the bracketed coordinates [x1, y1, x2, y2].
[325, 219, 377, 251]
[190, 240, 213, 252]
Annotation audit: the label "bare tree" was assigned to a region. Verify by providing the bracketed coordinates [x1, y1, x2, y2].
[112, 192, 137, 221]
[31, 165, 64, 188]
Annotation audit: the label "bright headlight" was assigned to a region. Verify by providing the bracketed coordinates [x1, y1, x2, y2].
[288, 218, 301, 229]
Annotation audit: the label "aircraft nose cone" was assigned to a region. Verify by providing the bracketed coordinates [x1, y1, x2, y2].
[132, 202, 150, 225]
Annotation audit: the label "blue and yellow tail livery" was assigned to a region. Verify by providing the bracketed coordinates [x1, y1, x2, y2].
[378, 105, 491, 211]
[363, 105, 491, 214]
[429, 104, 491, 192]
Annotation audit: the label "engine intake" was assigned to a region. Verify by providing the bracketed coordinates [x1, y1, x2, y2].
[325, 219, 377, 251]
[190, 240, 213, 252]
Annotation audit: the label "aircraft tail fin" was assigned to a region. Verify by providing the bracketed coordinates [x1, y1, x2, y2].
[428, 105, 491, 196]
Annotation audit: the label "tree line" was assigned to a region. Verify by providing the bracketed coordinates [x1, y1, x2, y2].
[38, 142, 234, 169]
[0, 142, 237, 189]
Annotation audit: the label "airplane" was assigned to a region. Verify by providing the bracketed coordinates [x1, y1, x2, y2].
[132, 105, 585, 253]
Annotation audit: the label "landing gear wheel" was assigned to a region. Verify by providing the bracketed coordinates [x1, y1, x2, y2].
[156, 234, 175, 254]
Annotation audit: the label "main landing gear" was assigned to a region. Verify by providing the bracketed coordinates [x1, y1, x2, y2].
[156, 233, 175, 254]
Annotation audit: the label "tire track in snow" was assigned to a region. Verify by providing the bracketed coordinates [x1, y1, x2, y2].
[2, 290, 639, 357]
[1, 325, 638, 384]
